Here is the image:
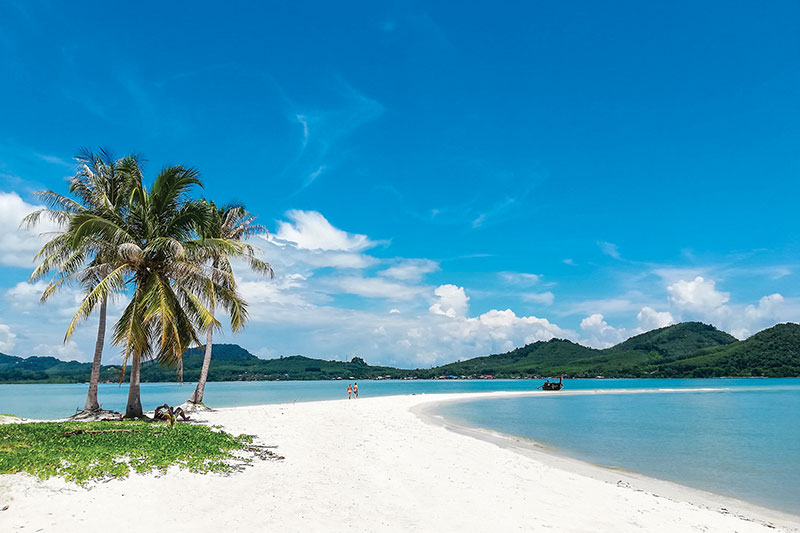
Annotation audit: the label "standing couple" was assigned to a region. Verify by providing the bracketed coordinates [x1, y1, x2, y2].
[347, 382, 359, 399]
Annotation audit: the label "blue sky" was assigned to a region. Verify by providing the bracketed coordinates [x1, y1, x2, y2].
[1, 1, 799, 366]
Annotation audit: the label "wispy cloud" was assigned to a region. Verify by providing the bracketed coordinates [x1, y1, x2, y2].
[499, 272, 541, 286]
[34, 153, 72, 168]
[296, 114, 310, 150]
[379, 259, 439, 282]
[286, 77, 384, 196]
[472, 196, 516, 228]
[522, 292, 555, 305]
[598, 241, 621, 259]
[304, 165, 325, 189]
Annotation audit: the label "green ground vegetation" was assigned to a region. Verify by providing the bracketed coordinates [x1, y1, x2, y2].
[0, 420, 255, 483]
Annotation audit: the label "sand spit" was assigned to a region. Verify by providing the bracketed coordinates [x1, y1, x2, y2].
[2, 390, 798, 532]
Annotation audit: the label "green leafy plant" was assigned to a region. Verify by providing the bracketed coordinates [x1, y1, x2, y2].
[0, 421, 267, 484]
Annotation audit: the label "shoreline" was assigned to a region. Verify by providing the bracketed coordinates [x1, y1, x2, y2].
[411, 389, 800, 530]
[2, 391, 799, 532]
[3, 378, 799, 421]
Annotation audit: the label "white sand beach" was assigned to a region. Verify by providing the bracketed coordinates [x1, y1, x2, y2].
[2, 391, 799, 532]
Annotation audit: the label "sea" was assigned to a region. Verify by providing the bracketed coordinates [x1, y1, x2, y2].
[1, 378, 798, 515]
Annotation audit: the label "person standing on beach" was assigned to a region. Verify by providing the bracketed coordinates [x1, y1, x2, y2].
[347, 384, 353, 399]
[353, 382, 359, 399]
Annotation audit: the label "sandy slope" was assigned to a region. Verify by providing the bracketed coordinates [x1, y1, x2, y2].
[1, 391, 798, 532]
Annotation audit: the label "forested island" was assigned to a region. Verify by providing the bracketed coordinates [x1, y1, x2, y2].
[2, 321, 799, 384]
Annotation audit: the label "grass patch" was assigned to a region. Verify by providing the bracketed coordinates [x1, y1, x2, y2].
[0, 420, 265, 484]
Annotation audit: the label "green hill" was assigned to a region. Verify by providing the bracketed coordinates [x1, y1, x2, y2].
[552, 322, 739, 377]
[1, 322, 799, 383]
[659, 323, 800, 377]
[418, 338, 595, 378]
[416, 322, 796, 379]
[0, 345, 401, 384]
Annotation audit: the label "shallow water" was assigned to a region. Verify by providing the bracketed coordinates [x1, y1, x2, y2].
[0, 377, 783, 420]
[0, 379, 800, 419]
[438, 380, 800, 515]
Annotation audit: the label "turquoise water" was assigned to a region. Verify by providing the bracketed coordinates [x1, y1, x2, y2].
[2, 378, 798, 514]
[0, 377, 781, 420]
[438, 381, 800, 515]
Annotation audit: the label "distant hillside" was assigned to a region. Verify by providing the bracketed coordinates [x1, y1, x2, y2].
[0, 344, 401, 384]
[0, 353, 108, 383]
[659, 323, 800, 377]
[415, 322, 799, 379]
[425, 338, 595, 378]
[1, 322, 799, 383]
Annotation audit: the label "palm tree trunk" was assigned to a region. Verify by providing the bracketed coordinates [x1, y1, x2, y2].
[83, 296, 107, 412]
[189, 323, 213, 404]
[124, 354, 143, 418]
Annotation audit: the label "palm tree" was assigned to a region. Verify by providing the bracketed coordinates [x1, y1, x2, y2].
[65, 163, 250, 418]
[186, 202, 273, 408]
[24, 149, 137, 415]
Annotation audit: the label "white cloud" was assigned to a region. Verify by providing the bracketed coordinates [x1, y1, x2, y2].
[598, 241, 621, 259]
[33, 340, 83, 359]
[745, 293, 784, 321]
[580, 313, 608, 332]
[379, 259, 439, 282]
[572, 307, 673, 347]
[272, 210, 375, 252]
[728, 293, 788, 338]
[667, 276, 730, 313]
[662, 276, 794, 340]
[0, 324, 17, 352]
[0, 192, 61, 268]
[401, 307, 572, 365]
[296, 114, 310, 149]
[500, 272, 541, 285]
[522, 292, 555, 305]
[443, 309, 570, 356]
[636, 306, 675, 331]
[5, 281, 86, 319]
[255, 233, 377, 272]
[238, 279, 312, 308]
[653, 268, 710, 285]
[429, 284, 469, 318]
[230, 278, 576, 367]
[333, 276, 427, 301]
[7, 280, 48, 301]
[580, 313, 627, 347]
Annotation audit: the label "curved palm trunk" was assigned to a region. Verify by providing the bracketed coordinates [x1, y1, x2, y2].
[124, 354, 143, 418]
[83, 296, 107, 412]
[189, 322, 213, 404]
